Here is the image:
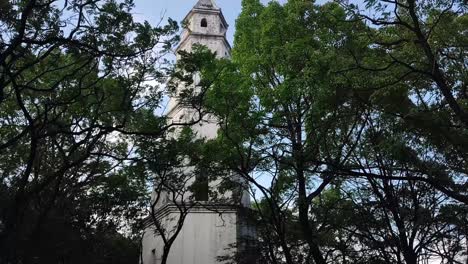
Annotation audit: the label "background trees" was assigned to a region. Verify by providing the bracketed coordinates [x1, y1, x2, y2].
[340, 0, 468, 205]
[189, 0, 468, 263]
[0, 0, 180, 263]
[0, 0, 466, 263]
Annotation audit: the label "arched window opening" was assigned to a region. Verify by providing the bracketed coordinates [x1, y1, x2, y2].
[193, 170, 209, 201]
[201, 18, 208, 28]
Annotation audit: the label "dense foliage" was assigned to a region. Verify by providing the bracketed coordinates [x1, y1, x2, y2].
[0, 0, 180, 263]
[186, 0, 468, 263]
[1, 0, 467, 263]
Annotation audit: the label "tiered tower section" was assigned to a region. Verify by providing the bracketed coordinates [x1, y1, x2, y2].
[141, 1, 252, 264]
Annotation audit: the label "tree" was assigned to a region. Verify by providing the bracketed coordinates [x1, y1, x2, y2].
[0, 0, 181, 262]
[189, 0, 468, 263]
[192, 0, 371, 263]
[136, 46, 230, 264]
[341, 0, 468, 204]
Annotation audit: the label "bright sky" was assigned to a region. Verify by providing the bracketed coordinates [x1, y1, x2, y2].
[132, 0, 288, 45]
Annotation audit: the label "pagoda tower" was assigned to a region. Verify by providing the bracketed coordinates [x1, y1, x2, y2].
[141, 1, 253, 264]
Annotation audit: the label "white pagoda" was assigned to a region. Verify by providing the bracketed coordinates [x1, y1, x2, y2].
[141, 1, 253, 264]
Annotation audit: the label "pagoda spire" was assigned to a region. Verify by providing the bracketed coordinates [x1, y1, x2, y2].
[194, 0, 219, 10]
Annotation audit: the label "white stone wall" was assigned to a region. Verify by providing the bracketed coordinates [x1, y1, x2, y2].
[188, 13, 224, 35]
[179, 9, 230, 58]
[142, 211, 238, 264]
[183, 36, 230, 58]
